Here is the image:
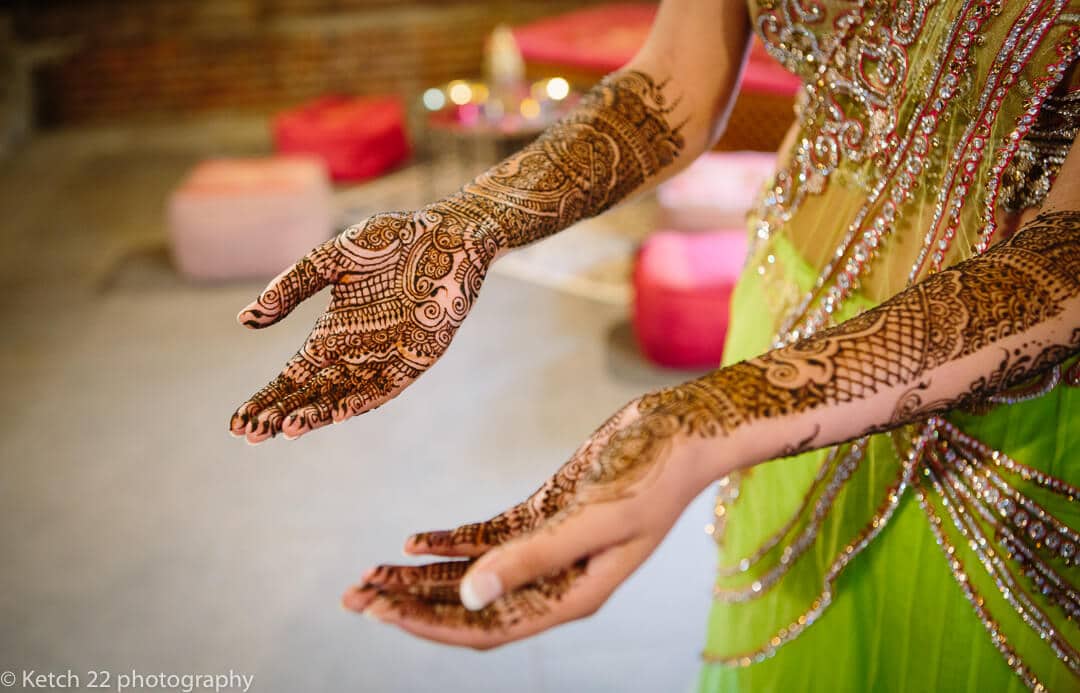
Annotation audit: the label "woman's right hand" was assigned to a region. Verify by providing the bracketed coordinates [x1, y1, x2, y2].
[229, 206, 499, 444]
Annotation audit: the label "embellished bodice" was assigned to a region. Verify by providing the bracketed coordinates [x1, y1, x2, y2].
[704, 3, 1080, 689]
[747, 0, 1080, 340]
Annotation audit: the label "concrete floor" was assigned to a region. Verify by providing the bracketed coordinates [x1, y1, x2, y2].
[0, 118, 718, 692]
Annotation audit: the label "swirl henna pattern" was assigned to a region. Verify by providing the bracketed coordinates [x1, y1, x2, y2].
[358, 211, 1079, 633]
[230, 71, 686, 442]
[231, 209, 496, 442]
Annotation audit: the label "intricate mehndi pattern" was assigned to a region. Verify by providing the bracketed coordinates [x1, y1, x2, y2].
[231, 71, 686, 440]
[449, 70, 685, 249]
[356, 559, 586, 633]
[231, 210, 493, 439]
[375, 211, 1080, 632]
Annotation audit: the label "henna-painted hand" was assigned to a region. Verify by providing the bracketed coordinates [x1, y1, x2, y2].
[342, 399, 723, 649]
[230, 207, 498, 443]
[230, 70, 687, 444]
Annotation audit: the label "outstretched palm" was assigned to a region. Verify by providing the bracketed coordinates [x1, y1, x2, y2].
[230, 207, 496, 443]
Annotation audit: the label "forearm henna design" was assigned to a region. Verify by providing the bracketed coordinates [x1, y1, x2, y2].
[383, 211, 1079, 632]
[622, 211, 1080, 456]
[232, 71, 685, 440]
[445, 70, 686, 250]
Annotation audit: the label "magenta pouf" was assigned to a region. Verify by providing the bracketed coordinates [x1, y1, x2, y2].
[167, 156, 334, 281]
[633, 230, 748, 369]
[273, 96, 411, 182]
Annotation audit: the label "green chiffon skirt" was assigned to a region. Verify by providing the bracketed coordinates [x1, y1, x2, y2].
[696, 235, 1080, 692]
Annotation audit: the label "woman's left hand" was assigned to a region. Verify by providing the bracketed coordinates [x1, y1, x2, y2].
[341, 396, 726, 649]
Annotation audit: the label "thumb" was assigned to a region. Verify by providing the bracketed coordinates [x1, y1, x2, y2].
[237, 241, 334, 328]
[458, 503, 635, 611]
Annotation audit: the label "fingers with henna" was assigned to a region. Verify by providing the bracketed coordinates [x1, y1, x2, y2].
[457, 503, 638, 611]
[350, 538, 652, 650]
[404, 480, 579, 557]
[280, 369, 408, 440]
[344, 560, 474, 608]
[237, 242, 334, 329]
[229, 354, 318, 438]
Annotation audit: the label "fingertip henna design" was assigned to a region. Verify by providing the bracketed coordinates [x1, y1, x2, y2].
[370, 561, 587, 633]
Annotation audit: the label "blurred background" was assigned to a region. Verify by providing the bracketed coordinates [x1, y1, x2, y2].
[0, 1, 800, 691]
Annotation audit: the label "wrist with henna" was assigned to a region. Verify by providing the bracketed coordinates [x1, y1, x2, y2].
[440, 70, 686, 253]
[635, 208, 1080, 465]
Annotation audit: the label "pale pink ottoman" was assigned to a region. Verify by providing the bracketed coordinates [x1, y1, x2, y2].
[633, 230, 748, 369]
[656, 151, 776, 231]
[167, 157, 334, 281]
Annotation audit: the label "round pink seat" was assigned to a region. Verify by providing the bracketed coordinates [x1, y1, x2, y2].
[167, 156, 334, 281]
[633, 230, 748, 369]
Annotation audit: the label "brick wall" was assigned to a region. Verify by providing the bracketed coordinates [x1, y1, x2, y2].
[9, 0, 619, 125]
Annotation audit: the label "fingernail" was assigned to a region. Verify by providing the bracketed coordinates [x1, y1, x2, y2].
[460, 572, 502, 611]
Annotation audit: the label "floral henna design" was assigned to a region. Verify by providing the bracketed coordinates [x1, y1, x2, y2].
[231, 71, 686, 442]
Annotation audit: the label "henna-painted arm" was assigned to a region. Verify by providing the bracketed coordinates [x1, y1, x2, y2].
[444, 0, 753, 255]
[229, 0, 751, 443]
[343, 145, 1080, 649]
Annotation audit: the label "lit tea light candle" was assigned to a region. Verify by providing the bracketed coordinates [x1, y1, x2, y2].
[545, 77, 570, 101]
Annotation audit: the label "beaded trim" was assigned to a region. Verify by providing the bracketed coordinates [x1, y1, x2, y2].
[971, 19, 1078, 259]
[909, 1, 1070, 281]
[711, 447, 841, 575]
[705, 418, 1080, 686]
[922, 433, 1080, 675]
[702, 427, 924, 666]
[712, 442, 865, 600]
[916, 485, 1049, 691]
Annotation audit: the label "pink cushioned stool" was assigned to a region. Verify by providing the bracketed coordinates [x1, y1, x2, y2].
[657, 151, 776, 231]
[167, 156, 334, 281]
[273, 96, 411, 182]
[633, 230, 748, 369]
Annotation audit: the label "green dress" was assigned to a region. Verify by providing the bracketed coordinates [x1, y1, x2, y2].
[698, 2, 1080, 690]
